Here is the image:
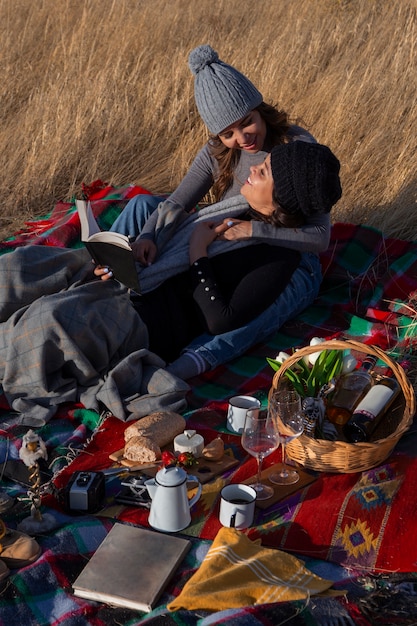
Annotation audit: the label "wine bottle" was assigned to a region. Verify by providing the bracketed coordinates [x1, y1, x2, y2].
[326, 355, 377, 426]
[343, 376, 400, 442]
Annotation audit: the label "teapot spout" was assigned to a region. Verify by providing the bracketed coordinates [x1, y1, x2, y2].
[144, 478, 157, 500]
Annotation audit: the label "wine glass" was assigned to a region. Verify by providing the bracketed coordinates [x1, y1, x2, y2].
[241, 408, 280, 500]
[269, 389, 304, 485]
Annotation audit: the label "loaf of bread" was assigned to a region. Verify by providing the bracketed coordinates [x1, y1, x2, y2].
[123, 436, 161, 462]
[122, 411, 186, 463]
[124, 411, 186, 448]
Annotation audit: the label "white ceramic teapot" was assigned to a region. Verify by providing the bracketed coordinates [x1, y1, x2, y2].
[145, 465, 202, 533]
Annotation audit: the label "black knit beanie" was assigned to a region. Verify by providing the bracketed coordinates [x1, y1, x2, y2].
[270, 142, 342, 216]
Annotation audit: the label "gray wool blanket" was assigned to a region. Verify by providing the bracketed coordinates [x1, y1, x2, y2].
[0, 195, 252, 426]
[0, 246, 189, 426]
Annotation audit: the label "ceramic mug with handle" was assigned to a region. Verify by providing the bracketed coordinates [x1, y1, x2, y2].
[227, 395, 261, 433]
[219, 483, 256, 529]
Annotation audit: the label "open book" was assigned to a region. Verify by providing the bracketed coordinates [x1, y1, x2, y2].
[76, 199, 140, 292]
[72, 523, 190, 612]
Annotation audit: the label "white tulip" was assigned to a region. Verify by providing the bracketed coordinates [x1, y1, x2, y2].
[342, 353, 357, 374]
[274, 351, 291, 364]
[294, 347, 310, 368]
[308, 337, 325, 365]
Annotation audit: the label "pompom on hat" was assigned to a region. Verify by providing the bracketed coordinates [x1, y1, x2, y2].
[270, 141, 342, 216]
[188, 44, 263, 135]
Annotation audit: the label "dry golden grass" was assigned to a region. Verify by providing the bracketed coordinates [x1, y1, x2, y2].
[0, 0, 416, 240]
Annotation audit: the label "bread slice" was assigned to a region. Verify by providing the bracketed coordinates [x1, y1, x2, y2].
[123, 436, 161, 463]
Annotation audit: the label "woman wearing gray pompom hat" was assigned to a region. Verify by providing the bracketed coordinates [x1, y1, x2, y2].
[111, 44, 317, 247]
[108, 45, 340, 379]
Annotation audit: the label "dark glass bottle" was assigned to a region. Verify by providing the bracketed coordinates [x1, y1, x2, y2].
[343, 376, 400, 442]
[326, 355, 377, 426]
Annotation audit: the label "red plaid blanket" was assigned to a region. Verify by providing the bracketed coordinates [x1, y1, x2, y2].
[1, 181, 417, 625]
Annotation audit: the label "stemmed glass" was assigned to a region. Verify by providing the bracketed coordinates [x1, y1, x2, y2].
[241, 408, 281, 500]
[269, 389, 304, 485]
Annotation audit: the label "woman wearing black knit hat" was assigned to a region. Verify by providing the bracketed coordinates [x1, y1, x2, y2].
[238, 142, 342, 228]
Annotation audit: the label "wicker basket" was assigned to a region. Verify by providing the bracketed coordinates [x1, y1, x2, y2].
[270, 339, 416, 473]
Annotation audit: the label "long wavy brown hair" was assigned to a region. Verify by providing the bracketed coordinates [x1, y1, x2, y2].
[208, 102, 291, 202]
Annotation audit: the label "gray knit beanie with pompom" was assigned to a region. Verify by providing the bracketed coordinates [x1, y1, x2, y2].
[188, 44, 263, 135]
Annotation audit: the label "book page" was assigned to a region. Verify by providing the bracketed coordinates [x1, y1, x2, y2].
[87, 231, 130, 250]
[76, 199, 101, 239]
[76, 199, 129, 248]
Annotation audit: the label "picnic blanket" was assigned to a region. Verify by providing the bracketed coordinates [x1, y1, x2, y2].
[0, 181, 417, 625]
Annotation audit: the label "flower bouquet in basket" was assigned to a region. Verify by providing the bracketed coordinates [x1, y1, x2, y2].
[267, 337, 355, 441]
[267, 338, 416, 473]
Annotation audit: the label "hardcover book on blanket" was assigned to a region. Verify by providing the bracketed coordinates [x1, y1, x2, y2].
[0, 181, 416, 626]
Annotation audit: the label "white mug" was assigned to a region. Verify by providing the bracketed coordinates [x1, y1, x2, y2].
[219, 484, 256, 529]
[227, 395, 261, 433]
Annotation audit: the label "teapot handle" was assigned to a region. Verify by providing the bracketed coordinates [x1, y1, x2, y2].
[186, 475, 202, 508]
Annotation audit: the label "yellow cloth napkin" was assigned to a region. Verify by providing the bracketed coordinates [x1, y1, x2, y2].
[168, 527, 335, 612]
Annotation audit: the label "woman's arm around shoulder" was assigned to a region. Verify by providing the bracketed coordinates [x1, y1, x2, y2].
[250, 213, 331, 254]
[221, 212, 331, 255]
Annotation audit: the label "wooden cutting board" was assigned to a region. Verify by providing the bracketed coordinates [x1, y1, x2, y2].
[109, 447, 239, 484]
[243, 464, 317, 509]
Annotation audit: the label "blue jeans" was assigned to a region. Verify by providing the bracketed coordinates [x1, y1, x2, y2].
[110, 194, 165, 237]
[109, 194, 321, 369]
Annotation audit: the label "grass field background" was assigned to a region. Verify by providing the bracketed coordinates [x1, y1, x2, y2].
[0, 0, 415, 240]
